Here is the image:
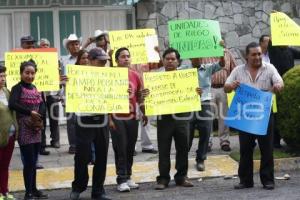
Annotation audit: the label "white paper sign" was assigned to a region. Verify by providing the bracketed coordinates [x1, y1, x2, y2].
[145, 35, 160, 62]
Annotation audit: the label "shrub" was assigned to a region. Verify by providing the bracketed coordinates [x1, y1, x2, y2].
[277, 65, 300, 150]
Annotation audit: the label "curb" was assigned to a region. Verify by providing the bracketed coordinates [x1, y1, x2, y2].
[253, 157, 300, 172]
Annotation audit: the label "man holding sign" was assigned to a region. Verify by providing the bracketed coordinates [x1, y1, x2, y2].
[224, 42, 284, 190]
[143, 48, 202, 190]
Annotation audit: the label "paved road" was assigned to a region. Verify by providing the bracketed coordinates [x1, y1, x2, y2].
[13, 170, 300, 200]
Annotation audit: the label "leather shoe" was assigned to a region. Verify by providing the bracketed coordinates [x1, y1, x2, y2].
[50, 141, 60, 148]
[155, 183, 168, 190]
[68, 146, 76, 154]
[24, 193, 34, 200]
[196, 161, 205, 171]
[142, 148, 158, 154]
[70, 191, 80, 200]
[36, 163, 44, 170]
[39, 148, 50, 155]
[221, 144, 231, 152]
[176, 180, 194, 187]
[92, 194, 111, 200]
[33, 190, 48, 199]
[234, 183, 253, 189]
[263, 183, 274, 190]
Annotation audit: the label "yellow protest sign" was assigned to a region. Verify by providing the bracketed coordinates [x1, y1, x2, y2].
[5, 51, 60, 91]
[109, 29, 156, 65]
[270, 12, 300, 46]
[227, 91, 235, 107]
[143, 68, 201, 116]
[272, 94, 277, 113]
[65, 65, 129, 113]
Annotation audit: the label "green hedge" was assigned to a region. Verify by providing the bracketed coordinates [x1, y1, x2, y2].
[277, 65, 300, 150]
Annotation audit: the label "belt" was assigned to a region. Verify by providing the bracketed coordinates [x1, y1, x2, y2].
[212, 84, 224, 88]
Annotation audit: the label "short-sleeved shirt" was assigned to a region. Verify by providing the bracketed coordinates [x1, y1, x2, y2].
[179, 63, 222, 101]
[225, 62, 283, 91]
[114, 69, 142, 119]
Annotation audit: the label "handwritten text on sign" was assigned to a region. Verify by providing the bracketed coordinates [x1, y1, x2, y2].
[168, 19, 224, 59]
[66, 65, 129, 113]
[5, 52, 60, 91]
[225, 84, 272, 135]
[143, 68, 201, 116]
[270, 12, 300, 46]
[109, 29, 156, 65]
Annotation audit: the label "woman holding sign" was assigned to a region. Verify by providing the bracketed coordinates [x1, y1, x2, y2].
[109, 47, 148, 192]
[9, 60, 48, 200]
[0, 65, 18, 200]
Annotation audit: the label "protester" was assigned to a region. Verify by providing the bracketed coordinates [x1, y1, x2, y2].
[9, 60, 48, 200]
[224, 42, 284, 190]
[183, 49, 225, 172]
[268, 38, 300, 148]
[142, 48, 201, 190]
[0, 65, 18, 200]
[37, 38, 60, 156]
[259, 35, 270, 63]
[109, 47, 147, 192]
[70, 48, 111, 200]
[211, 48, 237, 152]
[60, 33, 81, 154]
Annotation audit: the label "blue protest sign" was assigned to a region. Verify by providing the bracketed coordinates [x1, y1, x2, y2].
[225, 84, 272, 135]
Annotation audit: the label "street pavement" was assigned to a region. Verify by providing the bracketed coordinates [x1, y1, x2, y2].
[12, 170, 300, 200]
[9, 123, 298, 200]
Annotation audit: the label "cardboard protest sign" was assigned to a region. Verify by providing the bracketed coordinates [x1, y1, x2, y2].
[109, 29, 156, 65]
[225, 84, 272, 135]
[168, 19, 224, 59]
[5, 49, 59, 91]
[65, 65, 129, 114]
[143, 68, 201, 115]
[270, 12, 300, 46]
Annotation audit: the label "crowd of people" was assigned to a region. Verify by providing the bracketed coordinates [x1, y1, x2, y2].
[1, 24, 299, 200]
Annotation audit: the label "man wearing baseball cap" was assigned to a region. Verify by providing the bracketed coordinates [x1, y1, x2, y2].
[70, 47, 111, 200]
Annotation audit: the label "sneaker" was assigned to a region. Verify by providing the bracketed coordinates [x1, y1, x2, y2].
[117, 183, 130, 192]
[4, 193, 15, 200]
[127, 179, 139, 189]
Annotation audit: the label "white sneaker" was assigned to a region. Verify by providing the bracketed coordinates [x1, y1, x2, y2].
[127, 179, 139, 189]
[117, 183, 130, 192]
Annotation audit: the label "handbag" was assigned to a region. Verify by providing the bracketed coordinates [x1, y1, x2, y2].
[23, 116, 44, 131]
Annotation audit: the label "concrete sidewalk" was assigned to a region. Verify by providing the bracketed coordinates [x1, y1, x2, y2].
[9, 124, 240, 191]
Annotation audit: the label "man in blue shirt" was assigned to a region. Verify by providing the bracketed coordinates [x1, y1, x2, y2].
[183, 56, 225, 171]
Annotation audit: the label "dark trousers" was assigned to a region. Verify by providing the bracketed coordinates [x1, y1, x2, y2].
[41, 96, 60, 147]
[189, 102, 213, 162]
[0, 136, 15, 195]
[238, 114, 274, 186]
[156, 114, 190, 185]
[67, 113, 76, 148]
[19, 143, 40, 194]
[273, 114, 281, 146]
[110, 119, 138, 184]
[72, 115, 109, 197]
